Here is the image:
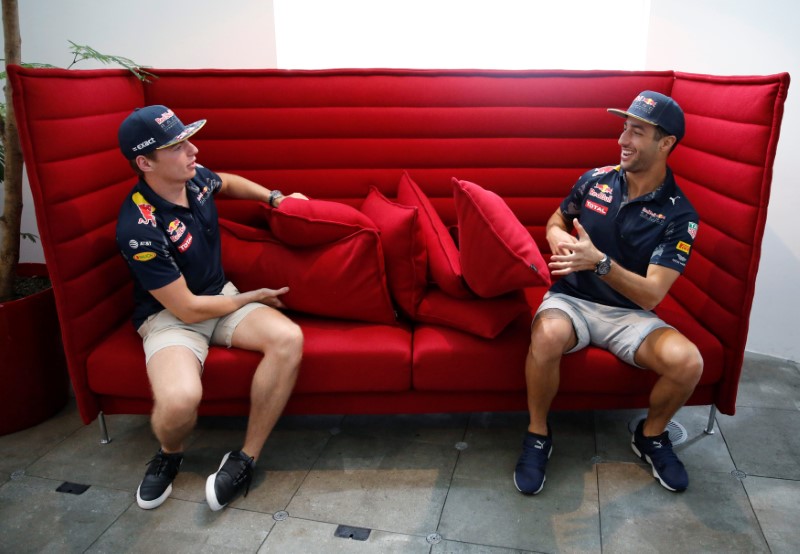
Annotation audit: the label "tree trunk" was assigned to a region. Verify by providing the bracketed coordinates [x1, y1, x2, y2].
[0, 0, 23, 301]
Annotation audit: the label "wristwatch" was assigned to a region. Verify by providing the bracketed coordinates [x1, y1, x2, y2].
[268, 189, 284, 208]
[595, 253, 611, 276]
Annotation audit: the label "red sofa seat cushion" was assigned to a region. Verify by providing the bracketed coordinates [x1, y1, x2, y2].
[87, 317, 413, 399]
[413, 287, 723, 393]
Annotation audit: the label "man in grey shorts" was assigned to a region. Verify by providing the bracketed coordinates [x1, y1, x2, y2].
[116, 105, 307, 511]
[514, 91, 702, 494]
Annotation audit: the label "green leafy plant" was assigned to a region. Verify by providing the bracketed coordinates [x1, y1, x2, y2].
[1, 0, 154, 301]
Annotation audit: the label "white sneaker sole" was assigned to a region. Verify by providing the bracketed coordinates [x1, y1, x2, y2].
[136, 482, 172, 510]
[205, 451, 232, 511]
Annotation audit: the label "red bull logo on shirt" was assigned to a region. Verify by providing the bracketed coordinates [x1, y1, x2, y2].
[167, 218, 187, 243]
[589, 183, 613, 203]
[132, 192, 156, 227]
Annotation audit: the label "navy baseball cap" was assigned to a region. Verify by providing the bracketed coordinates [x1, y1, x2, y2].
[608, 91, 685, 143]
[118, 105, 206, 160]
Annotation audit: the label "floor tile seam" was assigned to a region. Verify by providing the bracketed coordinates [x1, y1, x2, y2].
[81, 492, 140, 554]
[738, 473, 800, 483]
[735, 471, 774, 552]
[430, 419, 471, 541]
[279, 431, 335, 513]
[272, 512, 435, 542]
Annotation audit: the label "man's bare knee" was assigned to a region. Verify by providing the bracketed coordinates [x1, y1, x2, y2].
[269, 321, 304, 366]
[531, 309, 577, 354]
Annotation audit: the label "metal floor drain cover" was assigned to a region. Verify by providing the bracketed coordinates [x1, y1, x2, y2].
[629, 417, 688, 445]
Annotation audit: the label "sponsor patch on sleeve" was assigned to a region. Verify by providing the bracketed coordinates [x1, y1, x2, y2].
[133, 251, 157, 262]
[676, 241, 691, 254]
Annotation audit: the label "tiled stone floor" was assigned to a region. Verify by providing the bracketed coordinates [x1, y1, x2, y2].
[1, 352, 798, 553]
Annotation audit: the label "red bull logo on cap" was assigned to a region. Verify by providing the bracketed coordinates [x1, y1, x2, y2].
[132, 192, 156, 227]
[155, 109, 175, 125]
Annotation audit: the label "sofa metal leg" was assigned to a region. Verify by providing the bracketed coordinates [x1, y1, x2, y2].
[703, 405, 717, 435]
[98, 412, 112, 444]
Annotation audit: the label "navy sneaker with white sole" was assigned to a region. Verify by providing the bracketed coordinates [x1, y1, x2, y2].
[513, 429, 553, 495]
[631, 419, 688, 492]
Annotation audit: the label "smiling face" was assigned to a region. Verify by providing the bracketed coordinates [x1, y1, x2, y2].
[617, 117, 675, 174]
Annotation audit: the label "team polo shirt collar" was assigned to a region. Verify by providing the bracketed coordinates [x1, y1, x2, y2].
[619, 167, 677, 206]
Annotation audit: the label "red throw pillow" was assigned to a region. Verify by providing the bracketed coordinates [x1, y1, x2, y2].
[219, 219, 397, 325]
[361, 187, 428, 318]
[396, 171, 473, 299]
[453, 178, 551, 297]
[415, 289, 531, 339]
[268, 197, 377, 247]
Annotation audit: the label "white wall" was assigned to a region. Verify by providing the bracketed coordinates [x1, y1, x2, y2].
[4, 0, 277, 263]
[646, 0, 800, 360]
[2, 0, 797, 361]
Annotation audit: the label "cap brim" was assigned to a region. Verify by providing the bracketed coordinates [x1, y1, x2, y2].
[157, 119, 207, 150]
[607, 108, 658, 128]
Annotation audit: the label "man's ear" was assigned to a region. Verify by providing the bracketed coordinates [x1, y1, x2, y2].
[660, 135, 677, 153]
[135, 154, 154, 173]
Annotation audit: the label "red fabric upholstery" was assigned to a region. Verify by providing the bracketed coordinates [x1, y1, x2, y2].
[88, 316, 412, 399]
[361, 186, 427, 318]
[8, 66, 789, 425]
[453, 178, 551, 297]
[396, 171, 473, 298]
[415, 289, 530, 339]
[219, 219, 397, 325]
[268, 197, 377, 246]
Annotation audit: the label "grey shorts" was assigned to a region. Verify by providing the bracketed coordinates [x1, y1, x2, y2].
[136, 282, 266, 366]
[534, 292, 674, 368]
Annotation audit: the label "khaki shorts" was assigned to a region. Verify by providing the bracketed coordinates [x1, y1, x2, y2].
[535, 292, 673, 368]
[136, 282, 266, 366]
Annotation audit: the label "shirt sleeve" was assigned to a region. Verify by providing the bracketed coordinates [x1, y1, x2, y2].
[117, 223, 182, 291]
[649, 211, 700, 273]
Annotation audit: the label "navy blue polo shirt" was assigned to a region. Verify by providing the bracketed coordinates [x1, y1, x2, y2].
[116, 165, 226, 328]
[550, 164, 699, 310]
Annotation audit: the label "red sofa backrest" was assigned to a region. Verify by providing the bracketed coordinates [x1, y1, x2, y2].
[9, 67, 789, 420]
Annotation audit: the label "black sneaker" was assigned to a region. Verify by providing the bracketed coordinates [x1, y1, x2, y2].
[513, 428, 553, 495]
[206, 450, 255, 511]
[136, 449, 183, 509]
[631, 419, 689, 492]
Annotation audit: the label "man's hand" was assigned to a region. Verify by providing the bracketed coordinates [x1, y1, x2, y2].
[246, 287, 290, 309]
[548, 219, 603, 276]
[273, 193, 309, 207]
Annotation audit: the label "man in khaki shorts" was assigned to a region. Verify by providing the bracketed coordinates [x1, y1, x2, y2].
[116, 105, 307, 510]
[514, 91, 703, 495]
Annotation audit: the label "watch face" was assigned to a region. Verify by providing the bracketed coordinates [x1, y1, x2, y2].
[596, 257, 611, 276]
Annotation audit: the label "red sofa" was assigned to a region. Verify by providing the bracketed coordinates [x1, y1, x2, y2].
[8, 67, 789, 439]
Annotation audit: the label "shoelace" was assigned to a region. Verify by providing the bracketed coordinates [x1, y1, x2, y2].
[646, 436, 683, 468]
[229, 455, 254, 497]
[517, 438, 549, 469]
[144, 451, 179, 477]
